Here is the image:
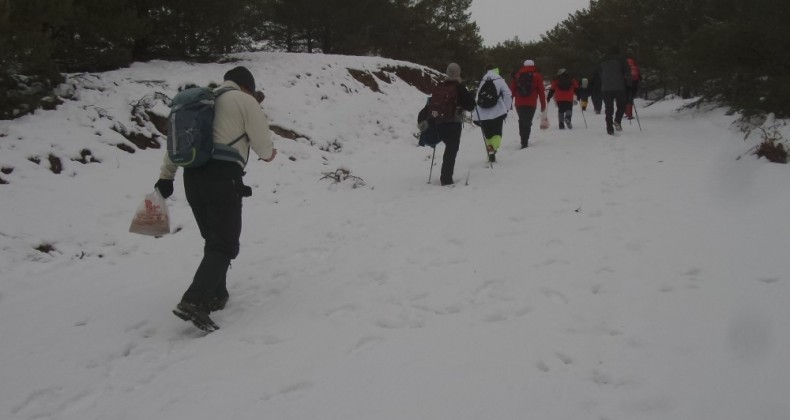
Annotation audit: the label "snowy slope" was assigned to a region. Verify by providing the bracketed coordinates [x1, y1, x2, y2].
[1, 52, 789, 420]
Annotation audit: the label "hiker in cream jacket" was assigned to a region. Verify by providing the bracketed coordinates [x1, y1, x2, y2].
[153, 66, 276, 332]
[158, 81, 275, 180]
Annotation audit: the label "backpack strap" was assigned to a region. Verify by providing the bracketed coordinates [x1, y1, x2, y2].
[212, 133, 248, 165]
[211, 86, 251, 165]
[214, 86, 235, 97]
[485, 76, 504, 101]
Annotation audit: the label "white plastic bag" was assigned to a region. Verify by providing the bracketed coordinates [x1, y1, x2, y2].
[539, 110, 550, 130]
[129, 190, 170, 236]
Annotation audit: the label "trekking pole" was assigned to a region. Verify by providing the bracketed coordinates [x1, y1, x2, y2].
[427, 146, 436, 183]
[475, 108, 493, 169]
[633, 102, 643, 131]
[580, 107, 588, 128]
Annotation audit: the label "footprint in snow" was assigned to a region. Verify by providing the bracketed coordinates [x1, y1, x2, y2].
[758, 277, 780, 284]
[540, 288, 569, 305]
[325, 303, 360, 318]
[259, 381, 313, 402]
[349, 336, 384, 354]
[555, 352, 573, 365]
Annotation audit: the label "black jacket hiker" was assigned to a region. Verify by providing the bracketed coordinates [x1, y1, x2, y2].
[594, 47, 631, 134]
[434, 63, 476, 185]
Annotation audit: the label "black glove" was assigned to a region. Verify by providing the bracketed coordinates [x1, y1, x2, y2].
[155, 179, 174, 199]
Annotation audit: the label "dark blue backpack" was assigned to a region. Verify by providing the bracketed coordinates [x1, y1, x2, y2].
[166, 87, 232, 168]
[417, 97, 441, 148]
[418, 121, 440, 148]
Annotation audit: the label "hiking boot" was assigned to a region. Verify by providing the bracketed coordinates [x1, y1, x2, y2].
[566, 119, 572, 129]
[614, 122, 623, 131]
[559, 123, 565, 129]
[207, 295, 229, 312]
[488, 152, 496, 163]
[173, 301, 219, 332]
[606, 126, 614, 135]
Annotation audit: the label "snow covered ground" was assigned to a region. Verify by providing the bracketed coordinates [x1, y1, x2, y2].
[1, 52, 789, 420]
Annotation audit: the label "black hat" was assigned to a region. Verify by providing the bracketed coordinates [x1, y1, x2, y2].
[223, 66, 255, 91]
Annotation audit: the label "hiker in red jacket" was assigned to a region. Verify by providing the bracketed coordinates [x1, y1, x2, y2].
[509, 59, 547, 148]
[625, 57, 642, 120]
[546, 68, 579, 129]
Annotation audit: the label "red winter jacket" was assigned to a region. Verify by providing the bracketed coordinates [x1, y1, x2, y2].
[509, 65, 546, 111]
[627, 58, 641, 82]
[549, 78, 579, 103]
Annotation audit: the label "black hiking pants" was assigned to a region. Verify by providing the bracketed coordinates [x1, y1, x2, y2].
[479, 115, 505, 138]
[556, 101, 573, 127]
[516, 105, 537, 147]
[182, 160, 245, 306]
[602, 90, 627, 129]
[591, 91, 603, 113]
[437, 122, 462, 185]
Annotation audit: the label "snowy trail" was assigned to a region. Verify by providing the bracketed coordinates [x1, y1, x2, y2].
[1, 53, 789, 420]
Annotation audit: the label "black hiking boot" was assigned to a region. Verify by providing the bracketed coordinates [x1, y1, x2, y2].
[607, 126, 614, 135]
[173, 301, 219, 332]
[207, 295, 229, 312]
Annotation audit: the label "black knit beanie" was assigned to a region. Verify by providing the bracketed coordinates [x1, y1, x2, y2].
[223, 66, 255, 91]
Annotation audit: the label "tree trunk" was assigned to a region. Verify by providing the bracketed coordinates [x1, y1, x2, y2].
[1, 0, 9, 23]
[321, 26, 331, 54]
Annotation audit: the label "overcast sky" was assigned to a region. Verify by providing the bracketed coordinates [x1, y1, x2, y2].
[469, 0, 591, 46]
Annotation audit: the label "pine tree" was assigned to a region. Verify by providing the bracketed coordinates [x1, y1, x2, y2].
[51, 0, 146, 71]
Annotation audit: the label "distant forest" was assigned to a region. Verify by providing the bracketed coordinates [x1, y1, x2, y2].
[2, 0, 788, 118]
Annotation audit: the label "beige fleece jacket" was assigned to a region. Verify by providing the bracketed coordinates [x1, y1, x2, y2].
[159, 80, 274, 180]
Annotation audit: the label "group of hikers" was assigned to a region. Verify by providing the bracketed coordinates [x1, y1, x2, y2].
[419, 45, 642, 186]
[149, 48, 642, 332]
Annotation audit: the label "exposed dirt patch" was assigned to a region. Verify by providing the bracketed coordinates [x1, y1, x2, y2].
[35, 243, 57, 253]
[72, 149, 101, 164]
[348, 69, 380, 93]
[112, 126, 160, 150]
[271, 124, 310, 141]
[48, 154, 63, 174]
[382, 66, 442, 94]
[145, 110, 169, 135]
[117, 143, 135, 153]
[1, 166, 13, 175]
[372, 70, 392, 84]
[348, 65, 440, 95]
